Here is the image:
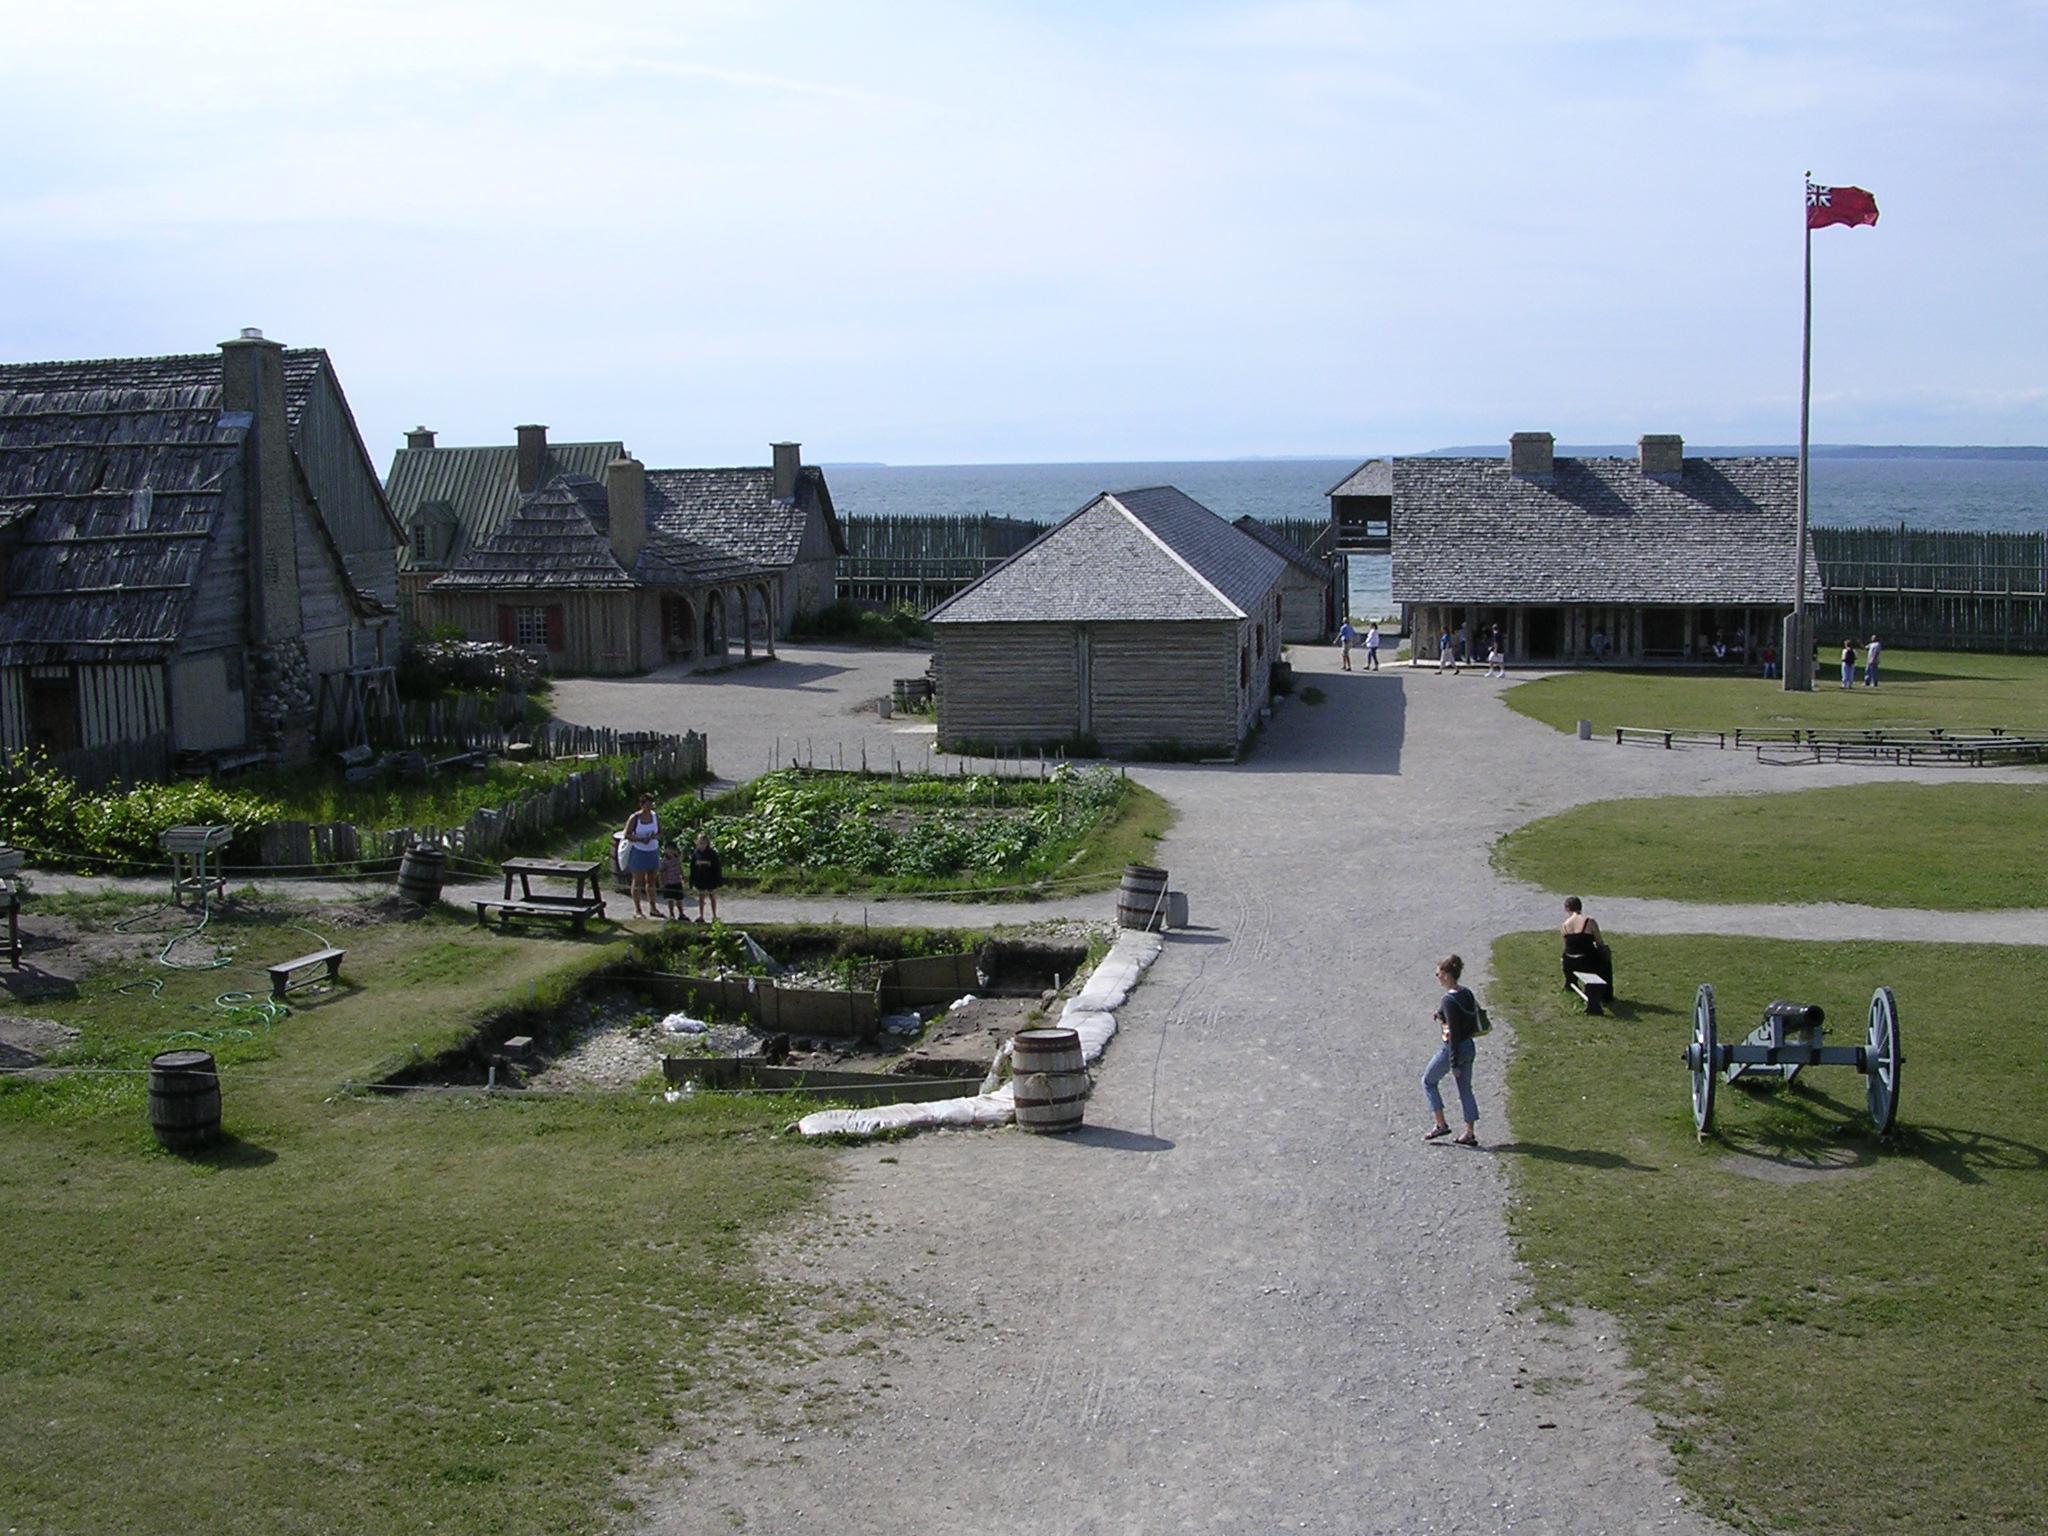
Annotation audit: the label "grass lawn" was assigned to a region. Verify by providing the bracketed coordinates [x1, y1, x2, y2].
[1494, 782, 2048, 910]
[0, 902, 831, 1536]
[1492, 932, 2048, 1536]
[1504, 648, 2048, 738]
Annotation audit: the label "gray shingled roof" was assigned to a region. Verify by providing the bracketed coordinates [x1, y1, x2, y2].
[1391, 455, 1822, 604]
[0, 345, 404, 547]
[1233, 514, 1333, 582]
[1327, 459, 1391, 497]
[0, 386, 244, 663]
[641, 465, 845, 568]
[386, 441, 624, 571]
[428, 474, 633, 591]
[929, 486, 1287, 624]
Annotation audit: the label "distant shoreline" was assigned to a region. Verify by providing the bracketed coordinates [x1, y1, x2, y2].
[828, 445, 2048, 470]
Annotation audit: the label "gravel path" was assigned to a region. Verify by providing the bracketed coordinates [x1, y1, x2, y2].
[617, 651, 2040, 1536]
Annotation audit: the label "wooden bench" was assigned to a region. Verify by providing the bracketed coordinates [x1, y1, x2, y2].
[474, 898, 599, 933]
[1569, 970, 1611, 1015]
[269, 947, 345, 1000]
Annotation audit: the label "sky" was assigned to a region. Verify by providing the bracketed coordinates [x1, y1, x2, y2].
[3, 1, 2044, 466]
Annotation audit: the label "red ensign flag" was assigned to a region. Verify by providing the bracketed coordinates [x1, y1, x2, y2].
[1807, 183, 1879, 229]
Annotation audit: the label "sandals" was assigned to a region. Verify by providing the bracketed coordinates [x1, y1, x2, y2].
[1422, 1124, 1452, 1141]
[1452, 1133, 1480, 1147]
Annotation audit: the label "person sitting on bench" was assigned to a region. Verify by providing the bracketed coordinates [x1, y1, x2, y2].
[1559, 896, 1613, 991]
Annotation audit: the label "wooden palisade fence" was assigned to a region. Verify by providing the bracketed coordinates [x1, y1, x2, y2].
[1815, 526, 2048, 653]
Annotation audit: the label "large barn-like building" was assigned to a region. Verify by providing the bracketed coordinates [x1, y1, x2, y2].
[928, 487, 1287, 757]
[0, 331, 403, 772]
[1384, 433, 1818, 664]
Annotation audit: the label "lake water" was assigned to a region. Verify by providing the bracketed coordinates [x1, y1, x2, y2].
[827, 455, 2048, 621]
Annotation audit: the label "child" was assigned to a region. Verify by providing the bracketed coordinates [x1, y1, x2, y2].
[658, 842, 687, 921]
[688, 831, 724, 924]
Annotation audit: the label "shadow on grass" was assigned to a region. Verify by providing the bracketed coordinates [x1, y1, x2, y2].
[1596, 995, 1682, 1024]
[1488, 1141, 1661, 1172]
[179, 1132, 279, 1171]
[1895, 1123, 2048, 1185]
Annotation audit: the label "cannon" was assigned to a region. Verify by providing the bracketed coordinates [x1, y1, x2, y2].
[1683, 984, 1902, 1140]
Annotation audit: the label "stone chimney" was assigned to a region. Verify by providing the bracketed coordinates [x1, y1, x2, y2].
[771, 441, 801, 503]
[221, 328, 300, 644]
[220, 327, 312, 762]
[406, 425, 436, 452]
[1638, 433, 1684, 483]
[516, 424, 548, 494]
[1508, 432, 1554, 483]
[607, 455, 646, 569]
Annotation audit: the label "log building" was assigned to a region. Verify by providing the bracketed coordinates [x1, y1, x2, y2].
[0, 331, 402, 772]
[927, 487, 1287, 757]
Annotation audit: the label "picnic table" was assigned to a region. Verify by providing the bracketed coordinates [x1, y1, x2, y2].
[476, 857, 608, 932]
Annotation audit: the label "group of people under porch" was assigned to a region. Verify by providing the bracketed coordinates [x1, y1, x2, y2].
[1430, 621, 1507, 677]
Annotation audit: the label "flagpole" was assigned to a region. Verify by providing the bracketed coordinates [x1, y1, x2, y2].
[1788, 172, 1815, 691]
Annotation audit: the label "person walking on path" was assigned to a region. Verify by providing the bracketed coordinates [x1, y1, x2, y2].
[1422, 954, 1482, 1146]
[1840, 639, 1856, 689]
[1864, 634, 1883, 687]
[688, 831, 725, 923]
[1337, 618, 1358, 671]
[1364, 622, 1381, 671]
[1437, 629, 1454, 673]
[1485, 638, 1506, 677]
[621, 794, 663, 918]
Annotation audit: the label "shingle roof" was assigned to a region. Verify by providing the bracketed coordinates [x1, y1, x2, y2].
[1233, 514, 1333, 582]
[0, 386, 244, 663]
[428, 474, 634, 591]
[0, 345, 405, 549]
[641, 465, 845, 569]
[1327, 458, 1392, 497]
[928, 486, 1287, 624]
[0, 348, 325, 426]
[1391, 455, 1822, 605]
[386, 441, 625, 571]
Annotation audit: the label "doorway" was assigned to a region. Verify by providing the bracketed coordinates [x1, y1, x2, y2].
[1525, 609, 1561, 661]
[27, 673, 79, 754]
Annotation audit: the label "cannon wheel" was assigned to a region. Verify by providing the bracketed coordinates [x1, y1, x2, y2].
[1866, 987, 1902, 1135]
[1691, 984, 1718, 1139]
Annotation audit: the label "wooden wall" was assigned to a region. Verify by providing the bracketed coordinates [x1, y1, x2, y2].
[1091, 622, 1239, 754]
[936, 617, 1254, 755]
[1276, 567, 1329, 642]
[0, 663, 169, 752]
[416, 589, 647, 675]
[934, 624, 1081, 747]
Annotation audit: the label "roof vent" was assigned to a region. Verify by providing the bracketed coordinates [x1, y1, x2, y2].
[239, 327, 265, 341]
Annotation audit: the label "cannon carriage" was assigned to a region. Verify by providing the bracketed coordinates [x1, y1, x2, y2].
[1683, 984, 1902, 1139]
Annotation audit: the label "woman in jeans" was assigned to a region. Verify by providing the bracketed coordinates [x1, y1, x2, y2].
[1422, 954, 1482, 1146]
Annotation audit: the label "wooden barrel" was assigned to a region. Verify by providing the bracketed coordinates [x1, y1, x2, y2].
[396, 845, 448, 906]
[148, 1049, 221, 1152]
[1116, 864, 1169, 931]
[1012, 1028, 1087, 1134]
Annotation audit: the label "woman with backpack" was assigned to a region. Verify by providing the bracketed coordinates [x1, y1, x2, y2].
[1422, 953, 1483, 1146]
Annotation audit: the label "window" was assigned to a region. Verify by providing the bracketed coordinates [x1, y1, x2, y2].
[1256, 622, 1266, 656]
[515, 606, 550, 646]
[1239, 644, 1250, 689]
[412, 518, 431, 561]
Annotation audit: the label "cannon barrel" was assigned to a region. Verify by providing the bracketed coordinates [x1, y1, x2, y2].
[1764, 1000, 1825, 1030]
